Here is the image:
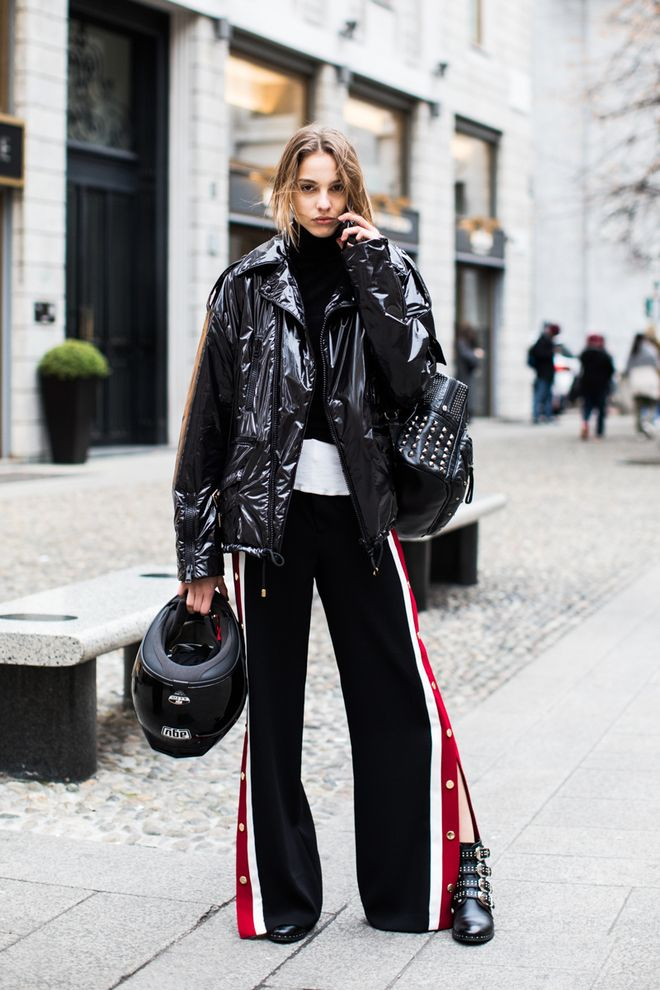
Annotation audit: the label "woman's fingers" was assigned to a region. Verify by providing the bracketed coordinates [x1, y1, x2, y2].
[337, 211, 380, 235]
[193, 585, 214, 614]
[337, 210, 368, 226]
[177, 576, 225, 614]
[188, 590, 205, 614]
[336, 224, 375, 248]
[336, 211, 381, 246]
[337, 224, 361, 244]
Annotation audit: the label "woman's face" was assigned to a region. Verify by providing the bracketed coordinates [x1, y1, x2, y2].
[292, 151, 348, 238]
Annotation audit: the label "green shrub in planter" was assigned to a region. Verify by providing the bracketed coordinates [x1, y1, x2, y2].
[38, 340, 110, 464]
[38, 339, 110, 380]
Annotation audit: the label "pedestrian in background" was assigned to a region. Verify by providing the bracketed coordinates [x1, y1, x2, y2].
[578, 334, 615, 440]
[173, 125, 495, 947]
[456, 323, 484, 418]
[528, 321, 560, 423]
[625, 333, 660, 437]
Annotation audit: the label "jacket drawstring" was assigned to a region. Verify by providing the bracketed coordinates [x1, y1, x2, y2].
[369, 540, 385, 576]
[260, 549, 285, 598]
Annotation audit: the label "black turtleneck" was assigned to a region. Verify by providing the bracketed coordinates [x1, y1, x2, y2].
[289, 225, 346, 443]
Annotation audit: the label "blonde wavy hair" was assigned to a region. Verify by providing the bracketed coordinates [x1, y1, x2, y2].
[270, 124, 374, 244]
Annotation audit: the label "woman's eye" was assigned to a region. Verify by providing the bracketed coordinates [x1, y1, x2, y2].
[331, 185, 345, 193]
[299, 184, 315, 193]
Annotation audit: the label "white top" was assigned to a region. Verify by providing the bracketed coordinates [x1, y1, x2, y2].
[293, 439, 350, 496]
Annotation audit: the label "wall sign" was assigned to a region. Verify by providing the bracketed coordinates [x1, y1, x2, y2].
[0, 113, 25, 189]
[373, 208, 419, 247]
[455, 218, 506, 266]
[34, 302, 56, 324]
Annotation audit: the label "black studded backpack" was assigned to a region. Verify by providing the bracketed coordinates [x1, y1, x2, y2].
[391, 373, 474, 539]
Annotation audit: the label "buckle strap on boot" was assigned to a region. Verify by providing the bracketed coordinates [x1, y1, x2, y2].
[453, 841, 495, 911]
[454, 889, 495, 909]
[460, 844, 490, 861]
[453, 876, 495, 909]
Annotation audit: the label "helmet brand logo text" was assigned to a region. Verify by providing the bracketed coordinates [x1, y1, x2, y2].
[168, 691, 191, 705]
[161, 726, 192, 740]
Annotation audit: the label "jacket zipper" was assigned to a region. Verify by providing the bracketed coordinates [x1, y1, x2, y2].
[319, 303, 376, 570]
[273, 295, 317, 557]
[276, 355, 316, 554]
[244, 338, 263, 411]
[183, 497, 196, 582]
[264, 309, 283, 593]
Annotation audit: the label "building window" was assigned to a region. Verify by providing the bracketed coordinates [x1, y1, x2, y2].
[229, 224, 271, 264]
[455, 265, 496, 416]
[470, 0, 484, 46]
[452, 125, 498, 219]
[344, 94, 406, 198]
[67, 18, 134, 151]
[226, 54, 307, 169]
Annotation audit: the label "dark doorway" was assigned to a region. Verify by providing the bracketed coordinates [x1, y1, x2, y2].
[455, 263, 499, 417]
[66, 0, 168, 445]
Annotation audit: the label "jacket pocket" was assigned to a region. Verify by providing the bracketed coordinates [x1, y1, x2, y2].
[244, 338, 263, 411]
[218, 437, 256, 493]
[219, 466, 244, 491]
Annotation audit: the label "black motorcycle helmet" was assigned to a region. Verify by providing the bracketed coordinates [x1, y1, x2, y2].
[132, 592, 246, 758]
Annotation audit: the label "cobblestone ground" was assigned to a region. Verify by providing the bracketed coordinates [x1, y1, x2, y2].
[1, 413, 659, 854]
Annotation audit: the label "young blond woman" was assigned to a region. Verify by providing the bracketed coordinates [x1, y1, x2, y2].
[173, 125, 494, 945]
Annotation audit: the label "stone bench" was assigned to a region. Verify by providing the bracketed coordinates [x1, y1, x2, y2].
[0, 565, 178, 783]
[400, 493, 507, 611]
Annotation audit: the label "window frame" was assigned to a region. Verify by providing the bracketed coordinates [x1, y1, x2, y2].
[228, 33, 315, 165]
[346, 76, 414, 198]
[470, 0, 484, 47]
[454, 116, 501, 218]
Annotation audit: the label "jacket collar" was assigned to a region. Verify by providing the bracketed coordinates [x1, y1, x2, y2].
[233, 235, 288, 276]
[235, 233, 355, 326]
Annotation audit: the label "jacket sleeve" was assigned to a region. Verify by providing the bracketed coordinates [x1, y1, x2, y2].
[172, 279, 236, 583]
[342, 237, 444, 407]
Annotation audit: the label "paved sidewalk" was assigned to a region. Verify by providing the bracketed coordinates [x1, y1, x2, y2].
[1, 561, 658, 989]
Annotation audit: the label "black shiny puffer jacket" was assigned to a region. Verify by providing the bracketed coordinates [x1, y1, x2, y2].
[173, 234, 444, 582]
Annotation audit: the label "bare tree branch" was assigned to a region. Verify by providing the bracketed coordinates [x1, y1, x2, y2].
[584, 0, 660, 263]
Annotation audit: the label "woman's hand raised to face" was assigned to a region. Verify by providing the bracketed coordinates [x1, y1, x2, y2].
[176, 575, 228, 615]
[336, 211, 381, 249]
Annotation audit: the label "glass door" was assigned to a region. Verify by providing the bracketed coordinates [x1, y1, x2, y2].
[455, 264, 496, 417]
[66, 3, 168, 445]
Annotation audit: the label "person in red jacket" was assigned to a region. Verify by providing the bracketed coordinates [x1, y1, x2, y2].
[173, 125, 494, 947]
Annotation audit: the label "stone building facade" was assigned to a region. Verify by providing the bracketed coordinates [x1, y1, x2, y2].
[532, 0, 658, 369]
[0, 0, 536, 460]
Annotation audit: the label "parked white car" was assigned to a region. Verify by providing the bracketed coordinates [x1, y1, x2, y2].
[553, 342, 581, 411]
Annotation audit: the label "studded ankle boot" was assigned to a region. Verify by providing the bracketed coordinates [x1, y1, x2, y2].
[451, 840, 495, 944]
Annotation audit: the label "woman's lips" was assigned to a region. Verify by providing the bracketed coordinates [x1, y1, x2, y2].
[314, 217, 336, 224]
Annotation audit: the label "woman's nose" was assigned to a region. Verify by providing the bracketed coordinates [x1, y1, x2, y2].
[316, 189, 331, 210]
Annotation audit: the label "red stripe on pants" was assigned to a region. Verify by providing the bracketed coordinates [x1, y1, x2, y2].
[232, 553, 258, 938]
[391, 531, 461, 930]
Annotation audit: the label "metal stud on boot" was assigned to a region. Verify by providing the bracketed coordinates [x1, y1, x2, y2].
[451, 840, 495, 944]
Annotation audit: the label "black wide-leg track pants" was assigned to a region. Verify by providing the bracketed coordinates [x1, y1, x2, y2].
[231, 492, 478, 936]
